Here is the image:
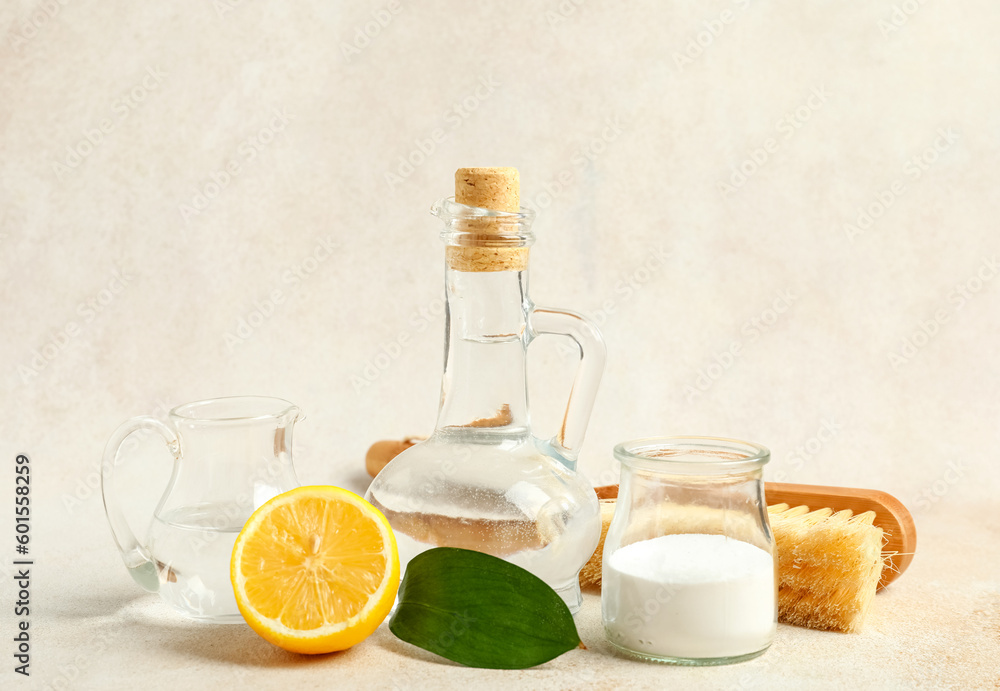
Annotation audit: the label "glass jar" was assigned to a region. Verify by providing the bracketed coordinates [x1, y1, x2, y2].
[602, 436, 776, 665]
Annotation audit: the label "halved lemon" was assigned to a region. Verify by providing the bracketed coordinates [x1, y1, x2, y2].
[230, 485, 400, 654]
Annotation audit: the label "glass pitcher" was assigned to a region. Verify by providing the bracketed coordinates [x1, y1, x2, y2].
[366, 168, 606, 613]
[101, 396, 301, 622]
[602, 436, 777, 665]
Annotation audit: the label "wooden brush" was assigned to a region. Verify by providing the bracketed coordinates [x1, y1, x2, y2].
[365, 437, 423, 477]
[584, 483, 916, 633]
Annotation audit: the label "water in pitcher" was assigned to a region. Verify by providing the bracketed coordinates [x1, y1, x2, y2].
[145, 505, 246, 622]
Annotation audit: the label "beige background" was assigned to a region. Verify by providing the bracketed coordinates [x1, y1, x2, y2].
[1, 0, 997, 688]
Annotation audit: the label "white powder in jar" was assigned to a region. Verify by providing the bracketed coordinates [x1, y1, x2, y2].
[603, 533, 776, 660]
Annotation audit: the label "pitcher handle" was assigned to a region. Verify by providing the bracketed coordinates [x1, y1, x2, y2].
[100, 416, 180, 592]
[528, 306, 606, 470]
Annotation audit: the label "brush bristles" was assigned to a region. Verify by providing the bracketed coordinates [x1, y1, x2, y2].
[768, 504, 884, 633]
[580, 501, 885, 633]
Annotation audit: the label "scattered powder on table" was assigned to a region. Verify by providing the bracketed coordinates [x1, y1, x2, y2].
[603, 533, 776, 660]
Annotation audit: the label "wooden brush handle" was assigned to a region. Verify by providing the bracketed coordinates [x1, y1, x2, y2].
[594, 482, 917, 590]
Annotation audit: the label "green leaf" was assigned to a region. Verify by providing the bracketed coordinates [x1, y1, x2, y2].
[388, 547, 582, 669]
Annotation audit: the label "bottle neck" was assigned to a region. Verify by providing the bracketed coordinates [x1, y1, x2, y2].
[434, 265, 532, 439]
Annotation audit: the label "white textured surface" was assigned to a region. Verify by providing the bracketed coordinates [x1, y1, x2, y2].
[1, 0, 997, 688]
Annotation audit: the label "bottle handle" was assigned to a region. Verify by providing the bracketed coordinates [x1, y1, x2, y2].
[100, 416, 180, 592]
[528, 306, 606, 470]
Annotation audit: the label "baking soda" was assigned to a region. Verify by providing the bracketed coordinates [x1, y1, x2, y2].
[603, 533, 776, 660]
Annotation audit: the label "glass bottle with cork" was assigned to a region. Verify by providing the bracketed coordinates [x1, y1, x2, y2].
[366, 167, 605, 612]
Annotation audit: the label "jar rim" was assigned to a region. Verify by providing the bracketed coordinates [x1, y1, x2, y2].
[613, 436, 769, 474]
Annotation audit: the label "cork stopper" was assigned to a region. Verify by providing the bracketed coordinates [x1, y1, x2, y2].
[455, 167, 520, 212]
[447, 167, 529, 272]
